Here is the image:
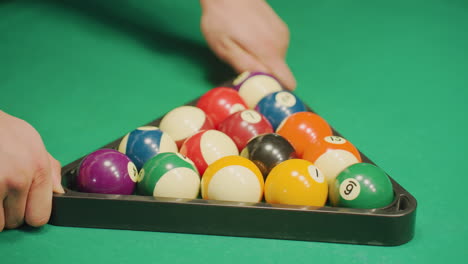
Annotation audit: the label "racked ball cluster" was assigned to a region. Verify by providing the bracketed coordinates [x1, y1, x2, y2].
[75, 71, 394, 209]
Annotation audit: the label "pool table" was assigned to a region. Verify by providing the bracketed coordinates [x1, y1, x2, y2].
[1, 0, 467, 263]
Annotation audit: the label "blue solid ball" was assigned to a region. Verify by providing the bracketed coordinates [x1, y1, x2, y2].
[118, 126, 178, 170]
[255, 91, 307, 130]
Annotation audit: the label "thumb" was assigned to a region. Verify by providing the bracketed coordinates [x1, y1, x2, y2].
[48, 154, 65, 194]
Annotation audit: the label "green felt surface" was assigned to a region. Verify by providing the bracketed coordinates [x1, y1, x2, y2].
[1, 0, 467, 263]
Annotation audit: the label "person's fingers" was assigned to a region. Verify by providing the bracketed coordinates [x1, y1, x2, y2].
[0, 202, 4, 232]
[211, 37, 270, 75]
[200, 0, 296, 90]
[24, 160, 53, 227]
[0, 180, 6, 232]
[240, 34, 295, 90]
[3, 170, 30, 229]
[221, 34, 295, 90]
[48, 154, 64, 194]
[264, 57, 297, 91]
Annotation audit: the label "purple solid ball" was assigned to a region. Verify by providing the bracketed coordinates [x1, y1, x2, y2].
[232, 72, 282, 91]
[77, 149, 138, 195]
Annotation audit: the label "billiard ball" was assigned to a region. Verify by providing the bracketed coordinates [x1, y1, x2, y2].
[118, 126, 178, 170]
[265, 159, 328, 207]
[240, 133, 297, 179]
[159, 106, 214, 147]
[179, 129, 239, 176]
[76, 149, 138, 195]
[137, 152, 200, 199]
[201, 155, 264, 203]
[232, 71, 283, 108]
[217, 109, 274, 151]
[255, 91, 307, 130]
[276, 112, 333, 157]
[303, 136, 362, 184]
[329, 163, 394, 209]
[196, 87, 248, 127]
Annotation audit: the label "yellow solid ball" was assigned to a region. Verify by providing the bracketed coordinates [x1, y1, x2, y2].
[265, 159, 328, 206]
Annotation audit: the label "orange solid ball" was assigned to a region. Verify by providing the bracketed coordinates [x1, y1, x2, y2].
[276, 112, 333, 157]
[265, 159, 328, 207]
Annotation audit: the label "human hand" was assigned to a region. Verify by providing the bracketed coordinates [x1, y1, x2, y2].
[200, 0, 296, 90]
[0, 111, 64, 231]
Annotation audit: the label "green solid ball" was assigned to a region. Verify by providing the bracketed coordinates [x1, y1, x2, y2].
[330, 163, 394, 209]
[137, 152, 200, 199]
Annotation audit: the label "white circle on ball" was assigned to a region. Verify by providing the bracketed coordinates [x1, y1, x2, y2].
[307, 165, 325, 183]
[340, 178, 361, 201]
[208, 165, 261, 202]
[159, 106, 207, 141]
[229, 103, 246, 114]
[314, 150, 359, 184]
[154, 167, 200, 199]
[324, 136, 347, 145]
[127, 162, 139, 182]
[241, 110, 261, 124]
[232, 71, 251, 86]
[200, 130, 239, 165]
[275, 92, 296, 107]
[238, 75, 283, 108]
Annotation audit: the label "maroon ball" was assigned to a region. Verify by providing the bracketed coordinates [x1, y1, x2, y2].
[77, 149, 138, 195]
[217, 109, 273, 151]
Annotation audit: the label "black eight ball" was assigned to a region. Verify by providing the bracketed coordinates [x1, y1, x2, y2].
[240, 133, 297, 179]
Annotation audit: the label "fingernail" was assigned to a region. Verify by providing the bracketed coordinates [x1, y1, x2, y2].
[54, 185, 65, 194]
[53, 181, 65, 194]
